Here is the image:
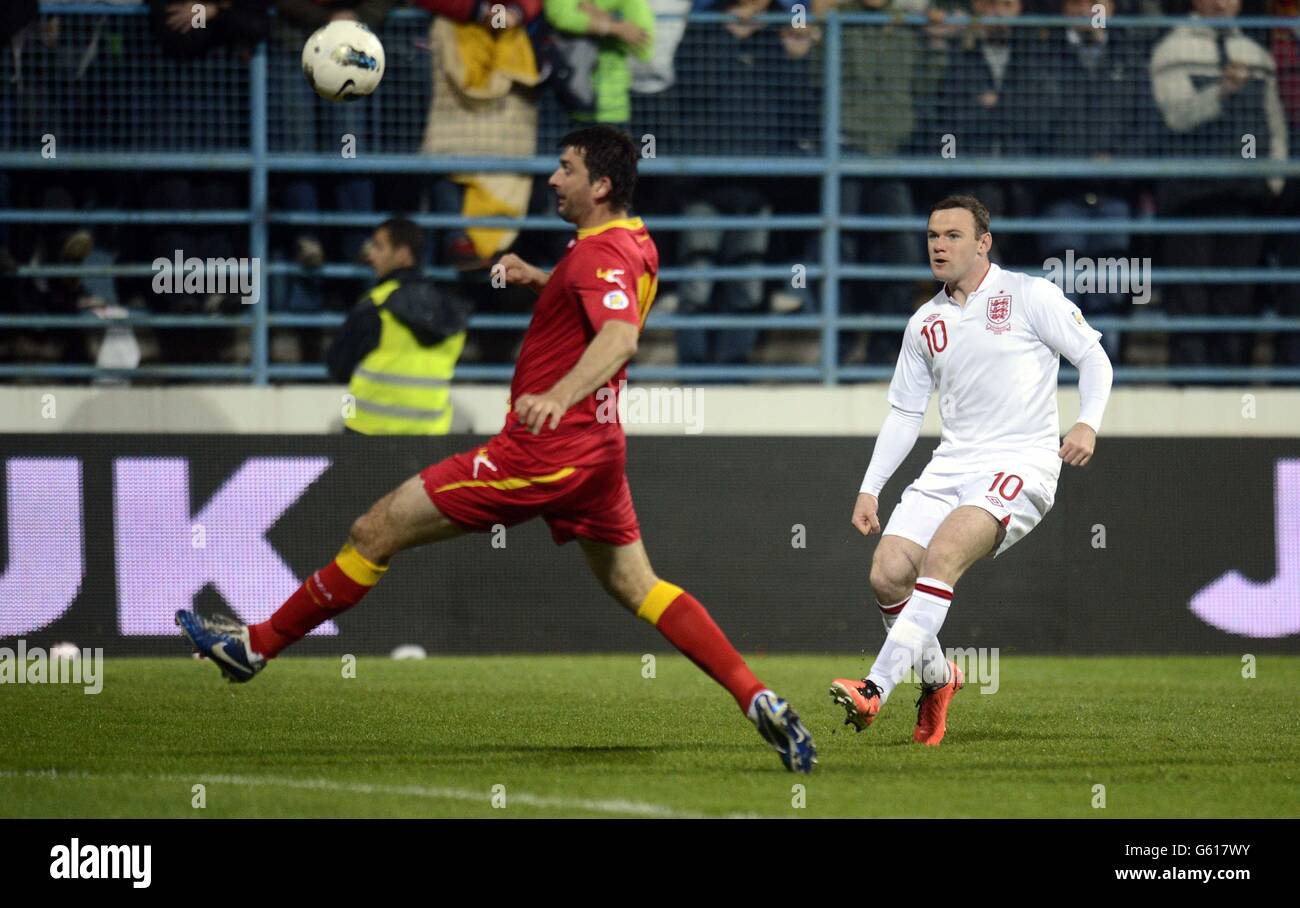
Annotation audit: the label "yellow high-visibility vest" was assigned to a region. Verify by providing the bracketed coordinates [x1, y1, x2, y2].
[345, 279, 466, 435]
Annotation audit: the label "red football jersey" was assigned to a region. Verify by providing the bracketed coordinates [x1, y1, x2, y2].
[506, 216, 659, 463]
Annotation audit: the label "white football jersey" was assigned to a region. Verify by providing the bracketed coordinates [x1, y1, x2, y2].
[887, 261, 1103, 477]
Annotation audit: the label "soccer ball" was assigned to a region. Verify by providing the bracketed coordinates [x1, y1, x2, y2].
[301, 20, 385, 103]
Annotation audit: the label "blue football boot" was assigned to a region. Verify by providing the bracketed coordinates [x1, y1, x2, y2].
[176, 610, 266, 683]
[749, 690, 817, 773]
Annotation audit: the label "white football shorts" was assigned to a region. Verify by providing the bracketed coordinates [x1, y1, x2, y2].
[881, 460, 1058, 558]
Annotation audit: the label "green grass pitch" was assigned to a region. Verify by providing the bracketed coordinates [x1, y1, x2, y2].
[2, 654, 1297, 818]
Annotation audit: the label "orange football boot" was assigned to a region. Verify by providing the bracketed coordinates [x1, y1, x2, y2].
[912, 660, 963, 746]
[829, 677, 883, 732]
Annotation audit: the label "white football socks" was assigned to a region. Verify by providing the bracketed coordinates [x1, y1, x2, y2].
[867, 577, 955, 704]
[878, 596, 950, 692]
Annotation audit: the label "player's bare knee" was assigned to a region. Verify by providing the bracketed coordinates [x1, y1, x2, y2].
[869, 562, 911, 606]
[870, 547, 916, 604]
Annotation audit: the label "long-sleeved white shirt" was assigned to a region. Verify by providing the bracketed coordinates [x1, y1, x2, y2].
[859, 262, 1114, 496]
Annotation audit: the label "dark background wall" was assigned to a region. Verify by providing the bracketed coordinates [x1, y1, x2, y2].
[2, 434, 1298, 655]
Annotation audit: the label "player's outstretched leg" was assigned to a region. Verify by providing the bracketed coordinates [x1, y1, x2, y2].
[833, 509, 996, 740]
[579, 538, 816, 773]
[177, 473, 463, 681]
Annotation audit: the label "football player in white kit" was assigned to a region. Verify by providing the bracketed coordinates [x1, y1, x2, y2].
[830, 195, 1114, 746]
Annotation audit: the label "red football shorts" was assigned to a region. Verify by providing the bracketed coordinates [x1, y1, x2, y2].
[420, 433, 641, 546]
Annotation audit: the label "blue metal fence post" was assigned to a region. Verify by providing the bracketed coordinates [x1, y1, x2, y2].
[821, 10, 841, 386]
[250, 42, 270, 385]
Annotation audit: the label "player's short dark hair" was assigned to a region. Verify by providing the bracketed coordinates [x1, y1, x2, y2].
[559, 126, 638, 213]
[377, 216, 423, 262]
[930, 196, 991, 239]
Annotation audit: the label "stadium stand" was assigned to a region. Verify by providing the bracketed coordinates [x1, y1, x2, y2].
[2, 0, 1299, 384]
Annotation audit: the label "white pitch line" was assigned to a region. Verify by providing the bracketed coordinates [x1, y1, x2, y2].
[0, 769, 762, 819]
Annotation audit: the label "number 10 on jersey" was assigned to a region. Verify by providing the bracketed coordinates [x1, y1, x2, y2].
[921, 320, 948, 355]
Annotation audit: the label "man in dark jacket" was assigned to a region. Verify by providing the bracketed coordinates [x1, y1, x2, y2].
[327, 218, 473, 434]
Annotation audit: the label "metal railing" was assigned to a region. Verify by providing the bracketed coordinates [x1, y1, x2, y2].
[2, 6, 1300, 383]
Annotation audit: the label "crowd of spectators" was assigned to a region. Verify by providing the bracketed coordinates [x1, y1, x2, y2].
[2, 0, 1299, 378]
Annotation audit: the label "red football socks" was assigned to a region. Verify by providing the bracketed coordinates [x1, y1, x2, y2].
[636, 581, 766, 711]
[248, 544, 388, 658]
[250, 552, 764, 717]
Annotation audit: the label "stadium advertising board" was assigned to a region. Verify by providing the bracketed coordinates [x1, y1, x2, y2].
[2, 435, 1297, 655]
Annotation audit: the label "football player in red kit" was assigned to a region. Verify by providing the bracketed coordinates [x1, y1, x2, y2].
[178, 126, 816, 774]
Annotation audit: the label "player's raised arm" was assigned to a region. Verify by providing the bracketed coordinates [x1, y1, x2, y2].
[853, 318, 933, 535]
[1026, 279, 1115, 467]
